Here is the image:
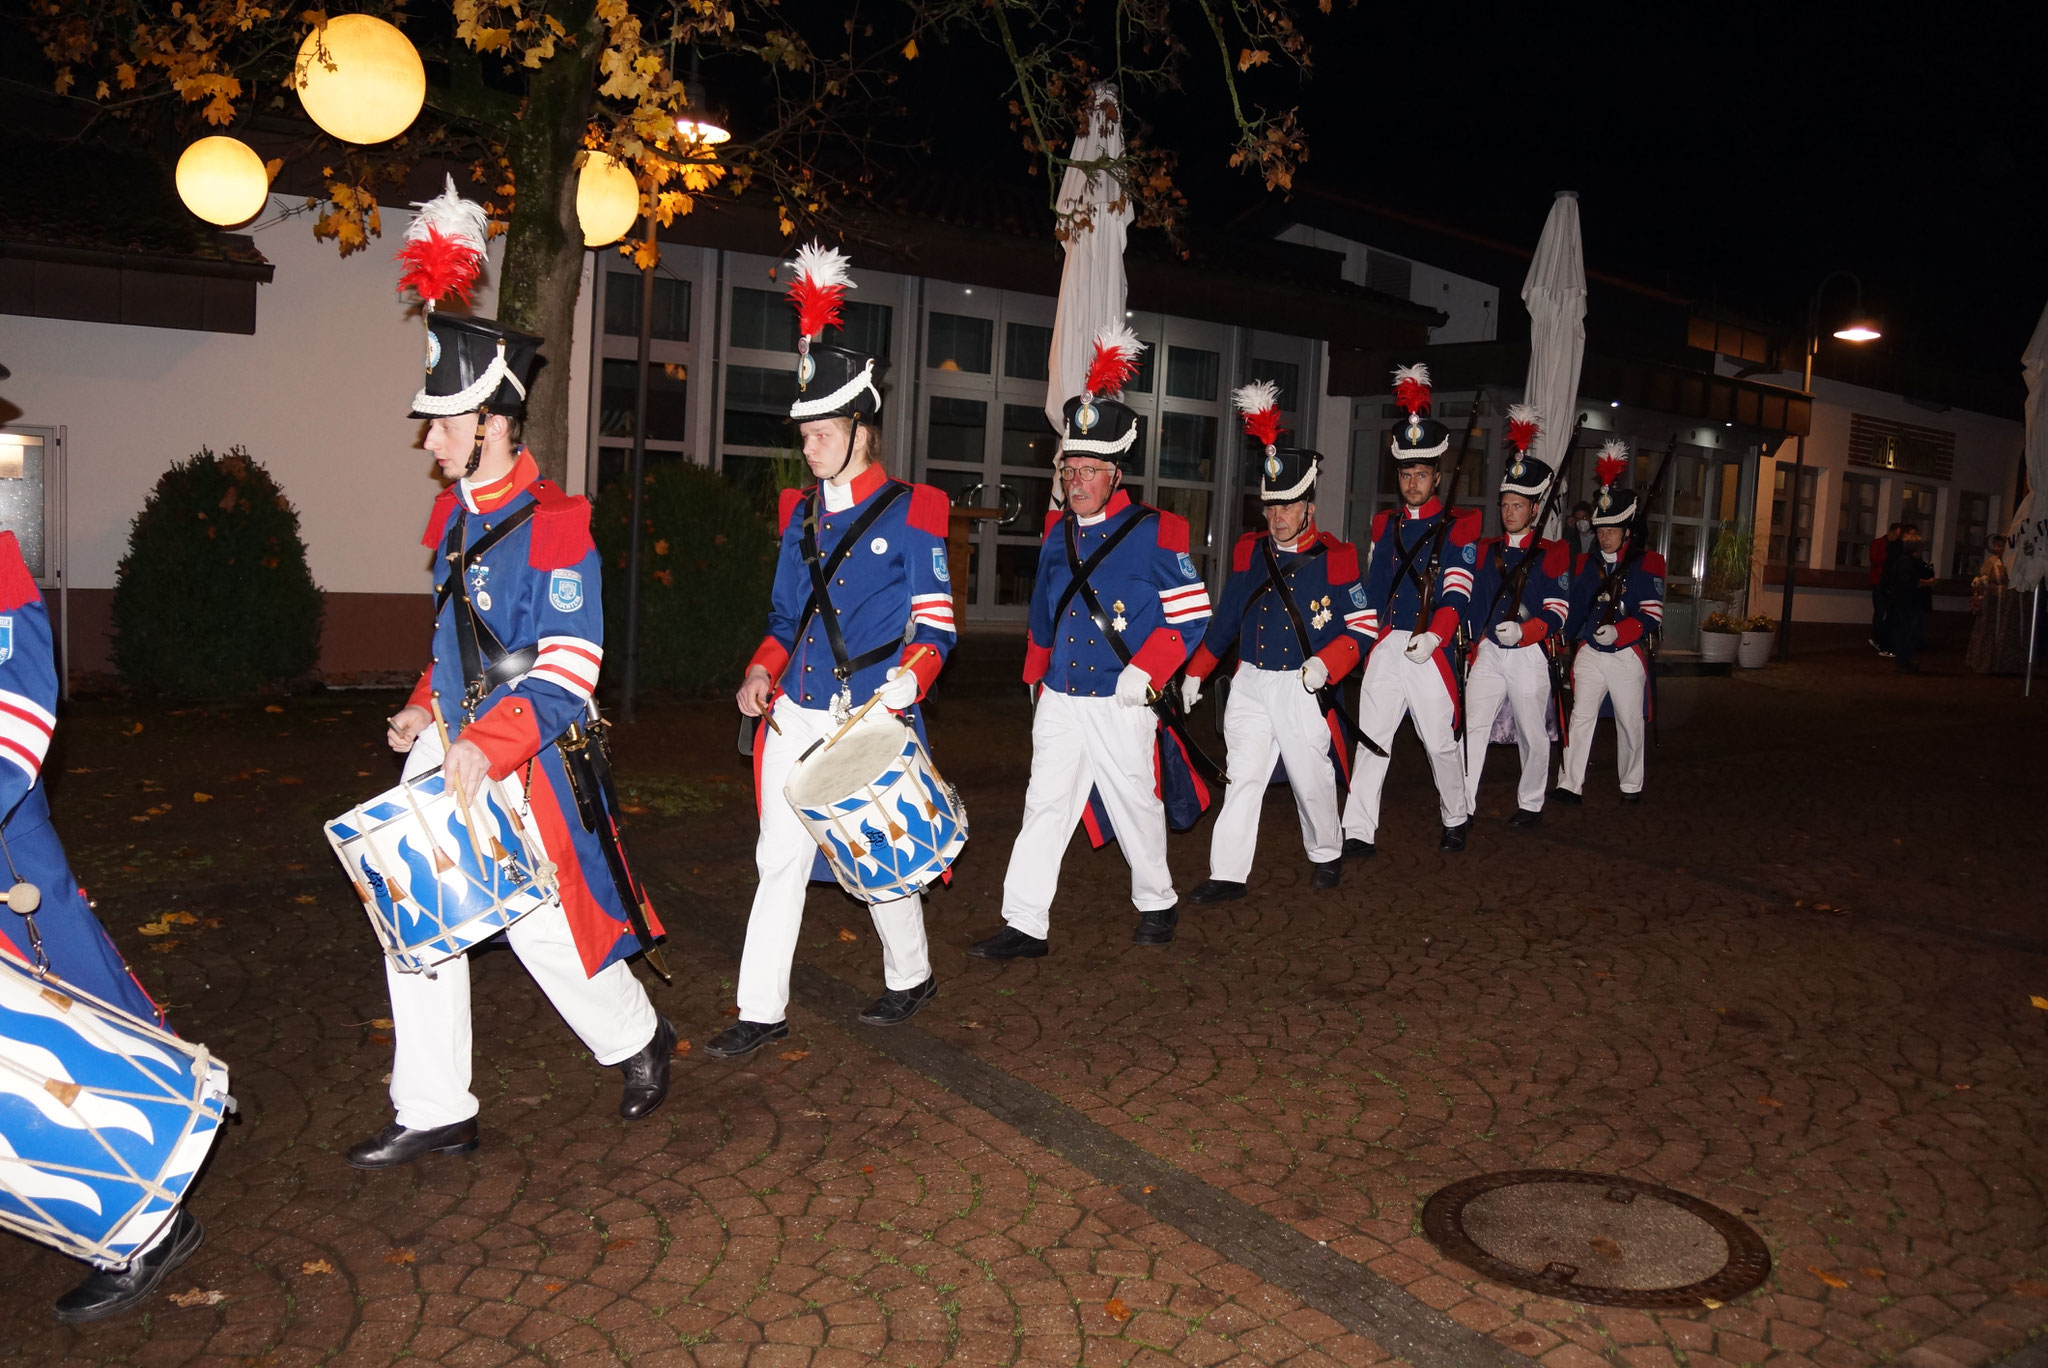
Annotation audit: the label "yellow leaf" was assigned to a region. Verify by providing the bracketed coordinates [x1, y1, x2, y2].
[95, 81, 110, 101]
[632, 239, 660, 271]
[1105, 1297, 1131, 1321]
[295, 894, 317, 905]
[138, 920, 171, 937]
[2030, 995, 2048, 1010]
[125, 723, 144, 736]
[116, 63, 137, 90]
[1807, 1265, 1849, 1289]
[902, 38, 918, 60]
[301, 1259, 335, 1275]
[193, 792, 214, 803]
[265, 704, 285, 714]
[164, 912, 198, 925]
[202, 92, 237, 126]
[1237, 48, 1271, 72]
[837, 928, 859, 942]
[778, 1049, 809, 1061]
[263, 159, 282, 184]
[1699, 1296, 1723, 1309]
[370, 1018, 394, 1029]
[384, 1248, 416, 1265]
[168, 1287, 226, 1307]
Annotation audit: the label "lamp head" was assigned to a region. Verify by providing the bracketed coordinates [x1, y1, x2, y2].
[1832, 318, 1883, 343]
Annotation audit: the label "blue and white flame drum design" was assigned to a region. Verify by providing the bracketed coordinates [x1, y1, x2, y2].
[785, 719, 968, 904]
[0, 953, 232, 1267]
[324, 769, 557, 975]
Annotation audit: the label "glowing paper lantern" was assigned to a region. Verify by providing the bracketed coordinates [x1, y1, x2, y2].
[294, 14, 425, 145]
[175, 136, 270, 226]
[576, 152, 641, 248]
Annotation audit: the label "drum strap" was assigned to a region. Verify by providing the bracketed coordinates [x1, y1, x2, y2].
[439, 503, 541, 719]
[797, 482, 911, 685]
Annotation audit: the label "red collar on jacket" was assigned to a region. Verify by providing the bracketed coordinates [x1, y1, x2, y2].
[1401, 497, 1443, 521]
[462, 448, 539, 514]
[1076, 489, 1134, 526]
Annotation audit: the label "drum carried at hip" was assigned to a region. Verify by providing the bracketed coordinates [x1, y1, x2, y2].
[0, 949, 232, 1267]
[324, 751, 557, 975]
[785, 711, 968, 904]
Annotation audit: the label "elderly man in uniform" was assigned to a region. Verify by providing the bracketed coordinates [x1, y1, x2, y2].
[1554, 443, 1665, 804]
[358, 183, 672, 1169]
[969, 332, 1211, 957]
[1461, 406, 1571, 826]
[1180, 382, 1370, 899]
[1341, 364, 1483, 856]
[720, 245, 957, 1057]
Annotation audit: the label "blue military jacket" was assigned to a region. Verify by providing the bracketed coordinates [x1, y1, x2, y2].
[1564, 549, 1667, 653]
[1464, 532, 1572, 647]
[1360, 498, 1483, 647]
[1188, 529, 1370, 681]
[1024, 491, 1211, 695]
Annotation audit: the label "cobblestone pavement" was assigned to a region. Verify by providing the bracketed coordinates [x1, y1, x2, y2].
[3, 646, 2045, 1367]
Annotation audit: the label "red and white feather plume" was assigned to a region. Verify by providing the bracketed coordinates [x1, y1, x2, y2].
[1083, 325, 1144, 399]
[1392, 363, 1432, 418]
[1506, 402, 1542, 454]
[1233, 380, 1285, 449]
[787, 241, 854, 341]
[397, 175, 489, 309]
[1596, 439, 1630, 489]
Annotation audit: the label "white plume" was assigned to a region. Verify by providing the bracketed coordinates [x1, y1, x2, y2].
[792, 241, 855, 291]
[1233, 380, 1281, 414]
[405, 175, 489, 256]
[1392, 362, 1432, 388]
[1092, 324, 1143, 361]
[1507, 402, 1542, 426]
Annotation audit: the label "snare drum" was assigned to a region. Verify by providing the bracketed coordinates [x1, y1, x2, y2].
[325, 767, 557, 975]
[785, 716, 968, 903]
[0, 951, 232, 1267]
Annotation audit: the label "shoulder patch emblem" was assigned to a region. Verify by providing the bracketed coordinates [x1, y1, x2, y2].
[933, 546, 950, 583]
[1462, 541, 1477, 566]
[0, 616, 11, 665]
[1177, 552, 1198, 582]
[548, 569, 585, 613]
[1653, 576, 1665, 597]
[1349, 583, 1368, 610]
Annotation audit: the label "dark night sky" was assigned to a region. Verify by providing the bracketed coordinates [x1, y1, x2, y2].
[890, 2, 2048, 381]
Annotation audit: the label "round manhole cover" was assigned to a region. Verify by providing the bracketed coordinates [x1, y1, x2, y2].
[1421, 1170, 1772, 1309]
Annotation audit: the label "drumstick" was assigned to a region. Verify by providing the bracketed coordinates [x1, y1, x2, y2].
[822, 645, 936, 751]
[429, 693, 496, 888]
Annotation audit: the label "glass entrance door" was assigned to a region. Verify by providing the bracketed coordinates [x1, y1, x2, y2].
[1642, 445, 1743, 644]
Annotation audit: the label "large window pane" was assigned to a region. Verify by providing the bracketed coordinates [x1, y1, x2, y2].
[928, 313, 993, 373]
[927, 396, 987, 464]
[1001, 403, 1059, 469]
[605, 272, 691, 341]
[599, 359, 687, 441]
[723, 365, 796, 449]
[1004, 322, 1052, 381]
[996, 474, 1053, 532]
[995, 543, 1040, 606]
[1123, 340, 1156, 394]
[831, 300, 892, 360]
[1159, 412, 1217, 481]
[730, 287, 799, 352]
[0, 433, 47, 578]
[1768, 465, 1816, 564]
[1165, 346, 1219, 401]
[1152, 485, 1214, 574]
[1836, 474, 1880, 568]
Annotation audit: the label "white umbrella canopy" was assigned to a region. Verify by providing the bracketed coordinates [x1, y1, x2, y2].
[1044, 84, 1133, 463]
[2007, 296, 2048, 592]
[1521, 191, 1587, 530]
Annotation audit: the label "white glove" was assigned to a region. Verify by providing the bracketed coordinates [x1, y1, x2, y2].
[1593, 624, 1620, 647]
[1492, 620, 1521, 648]
[1115, 663, 1153, 708]
[877, 665, 920, 710]
[1404, 631, 1442, 661]
[1180, 675, 1204, 711]
[1300, 657, 1329, 692]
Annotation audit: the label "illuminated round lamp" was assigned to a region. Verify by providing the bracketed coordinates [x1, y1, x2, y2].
[175, 135, 270, 227]
[576, 152, 641, 247]
[674, 79, 732, 146]
[1833, 317, 1883, 343]
[293, 14, 425, 145]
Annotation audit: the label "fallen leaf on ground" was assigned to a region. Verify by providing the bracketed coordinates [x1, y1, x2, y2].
[672, 1038, 692, 1056]
[277, 776, 302, 786]
[799, 1108, 825, 1118]
[837, 928, 859, 942]
[164, 911, 198, 925]
[779, 1049, 808, 1061]
[603, 1238, 635, 1251]
[168, 1287, 226, 1306]
[2014, 1280, 2048, 1298]
[138, 921, 172, 937]
[124, 723, 144, 736]
[1955, 1083, 1972, 1091]
[1105, 1297, 1131, 1321]
[295, 895, 318, 905]
[384, 1248, 416, 1265]
[1807, 1266, 1849, 1288]
[963, 1020, 983, 1029]
[1141, 1185, 1156, 1194]
[192, 793, 213, 803]
[1700, 1296, 1724, 1309]
[724, 1005, 740, 1016]
[1859, 1267, 1885, 1278]
[300, 1259, 334, 1275]
[283, 861, 305, 870]
[544, 1282, 566, 1292]
[2031, 995, 2048, 1011]
[203, 918, 222, 929]
[861, 1164, 874, 1174]
[1589, 1235, 1623, 1260]
[265, 705, 285, 714]
[66, 767, 94, 774]
[369, 1033, 391, 1044]
[1757, 1096, 1782, 1108]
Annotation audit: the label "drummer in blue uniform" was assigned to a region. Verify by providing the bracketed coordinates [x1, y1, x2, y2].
[0, 529, 207, 1321]
[1340, 364, 1484, 856]
[1180, 382, 1370, 899]
[1555, 442, 1664, 804]
[359, 182, 671, 1169]
[720, 244, 957, 1057]
[968, 329, 1213, 958]
[1461, 405, 1571, 826]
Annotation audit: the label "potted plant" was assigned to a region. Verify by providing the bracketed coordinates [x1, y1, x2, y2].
[1737, 612, 1776, 668]
[1699, 519, 1758, 632]
[1699, 611, 1741, 664]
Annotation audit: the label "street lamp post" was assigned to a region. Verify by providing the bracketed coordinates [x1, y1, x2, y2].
[1776, 271, 1883, 662]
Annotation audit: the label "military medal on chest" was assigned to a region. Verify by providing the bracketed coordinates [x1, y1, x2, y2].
[467, 561, 493, 612]
[1310, 594, 1332, 630]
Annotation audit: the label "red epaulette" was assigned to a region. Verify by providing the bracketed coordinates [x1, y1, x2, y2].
[1324, 536, 1360, 583]
[1042, 508, 1064, 538]
[1542, 539, 1570, 575]
[0, 533, 41, 611]
[777, 486, 808, 535]
[420, 486, 460, 549]
[1231, 530, 1265, 573]
[1450, 507, 1484, 543]
[526, 480, 596, 570]
[1642, 551, 1667, 577]
[907, 483, 952, 538]
[1154, 511, 1191, 554]
[1370, 509, 1392, 544]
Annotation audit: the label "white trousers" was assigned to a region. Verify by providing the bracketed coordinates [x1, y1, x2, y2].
[1000, 690, 1174, 937]
[737, 695, 931, 1023]
[385, 741, 658, 1131]
[1558, 647, 1647, 795]
[1341, 629, 1469, 840]
[1462, 640, 1554, 814]
[1208, 664, 1343, 880]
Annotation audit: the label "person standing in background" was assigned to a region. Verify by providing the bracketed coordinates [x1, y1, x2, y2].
[1869, 522, 1901, 656]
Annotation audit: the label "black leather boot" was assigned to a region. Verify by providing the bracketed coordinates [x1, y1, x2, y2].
[1342, 837, 1376, 859]
[858, 976, 938, 1025]
[1438, 821, 1470, 852]
[1133, 903, 1179, 945]
[617, 1017, 676, 1119]
[53, 1208, 205, 1323]
[1310, 860, 1342, 889]
[1189, 879, 1247, 903]
[345, 1117, 480, 1170]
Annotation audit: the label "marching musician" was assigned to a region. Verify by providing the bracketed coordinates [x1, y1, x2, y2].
[1181, 384, 1369, 899]
[969, 330, 1212, 957]
[1341, 364, 1483, 856]
[0, 531, 207, 1321]
[1554, 441, 1665, 804]
[1461, 405, 1571, 827]
[358, 183, 672, 1170]
[719, 245, 956, 1056]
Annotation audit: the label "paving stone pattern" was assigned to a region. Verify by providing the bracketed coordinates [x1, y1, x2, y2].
[2, 650, 2044, 1367]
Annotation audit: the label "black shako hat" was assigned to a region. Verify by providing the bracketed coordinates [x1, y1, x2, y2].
[1388, 362, 1450, 465]
[1060, 394, 1140, 458]
[410, 313, 541, 420]
[791, 342, 884, 424]
[1260, 447, 1323, 504]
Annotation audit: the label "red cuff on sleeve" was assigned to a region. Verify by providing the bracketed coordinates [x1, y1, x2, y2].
[1428, 606, 1461, 641]
[749, 634, 791, 679]
[1314, 635, 1362, 682]
[1023, 639, 1052, 686]
[1518, 618, 1550, 647]
[1129, 628, 1187, 689]
[460, 699, 544, 781]
[1614, 619, 1645, 648]
[406, 669, 434, 713]
[1186, 645, 1221, 682]
[899, 643, 943, 700]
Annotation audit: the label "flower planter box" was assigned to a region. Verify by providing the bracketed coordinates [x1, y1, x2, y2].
[1737, 630, 1775, 668]
[1699, 631, 1740, 664]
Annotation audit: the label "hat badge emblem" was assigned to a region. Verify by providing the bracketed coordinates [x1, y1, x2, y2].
[1598, 489, 1612, 511]
[1264, 452, 1282, 479]
[1076, 400, 1099, 434]
[425, 329, 441, 373]
[797, 352, 816, 391]
[1406, 419, 1421, 443]
[1511, 459, 1525, 479]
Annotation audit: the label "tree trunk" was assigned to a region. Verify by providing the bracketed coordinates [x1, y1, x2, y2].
[494, 6, 600, 488]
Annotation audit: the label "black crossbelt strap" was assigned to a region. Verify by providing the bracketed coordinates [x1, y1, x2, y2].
[1478, 538, 1546, 632]
[1256, 538, 1378, 758]
[1051, 507, 1156, 629]
[798, 482, 910, 681]
[438, 503, 541, 714]
[1386, 515, 1436, 598]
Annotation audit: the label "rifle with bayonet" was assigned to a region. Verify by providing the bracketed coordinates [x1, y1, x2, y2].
[1411, 391, 1485, 746]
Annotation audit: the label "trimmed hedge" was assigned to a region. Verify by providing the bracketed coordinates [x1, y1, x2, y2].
[593, 462, 779, 693]
[112, 446, 323, 697]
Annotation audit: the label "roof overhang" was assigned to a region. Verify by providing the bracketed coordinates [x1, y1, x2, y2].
[1, 237, 274, 336]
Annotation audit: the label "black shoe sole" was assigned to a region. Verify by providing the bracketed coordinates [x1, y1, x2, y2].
[1132, 931, 1177, 945]
[345, 1133, 480, 1171]
[1189, 884, 1248, 904]
[52, 1217, 205, 1324]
